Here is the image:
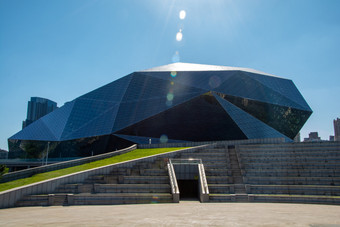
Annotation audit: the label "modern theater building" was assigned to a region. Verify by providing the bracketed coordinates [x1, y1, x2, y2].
[8, 63, 312, 158]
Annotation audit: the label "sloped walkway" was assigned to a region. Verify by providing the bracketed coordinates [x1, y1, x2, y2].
[1, 202, 340, 226]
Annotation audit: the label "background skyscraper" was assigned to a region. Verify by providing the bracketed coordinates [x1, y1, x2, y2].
[22, 97, 58, 129]
[334, 118, 340, 141]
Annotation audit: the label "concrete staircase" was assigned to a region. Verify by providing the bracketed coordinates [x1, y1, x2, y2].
[16, 157, 173, 206]
[238, 143, 340, 205]
[14, 142, 340, 206]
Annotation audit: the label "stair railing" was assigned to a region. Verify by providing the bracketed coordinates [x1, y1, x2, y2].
[198, 163, 209, 202]
[167, 159, 179, 202]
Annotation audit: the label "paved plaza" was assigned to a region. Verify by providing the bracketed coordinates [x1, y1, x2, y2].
[0, 202, 340, 226]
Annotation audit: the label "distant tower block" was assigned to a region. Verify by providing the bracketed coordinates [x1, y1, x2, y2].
[334, 118, 340, 141]
[22, 97, 58, 129]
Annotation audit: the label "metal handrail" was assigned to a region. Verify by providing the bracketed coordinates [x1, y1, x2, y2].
[198, 163, 209, 195]
[167, 161, 179, 202]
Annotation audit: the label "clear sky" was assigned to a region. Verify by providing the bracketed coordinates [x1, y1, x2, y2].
[1, 0, 340, 150]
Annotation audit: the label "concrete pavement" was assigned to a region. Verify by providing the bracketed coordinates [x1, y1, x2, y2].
[1, 201, 340, 226]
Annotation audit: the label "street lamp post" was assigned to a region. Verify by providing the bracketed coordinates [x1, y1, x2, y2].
[45, 142, 50, 165]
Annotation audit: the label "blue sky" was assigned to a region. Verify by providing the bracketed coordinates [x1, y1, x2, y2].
[1, 0, 340, 150]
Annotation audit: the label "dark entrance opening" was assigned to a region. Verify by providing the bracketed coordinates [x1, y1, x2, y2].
[178, 180, 199, 200]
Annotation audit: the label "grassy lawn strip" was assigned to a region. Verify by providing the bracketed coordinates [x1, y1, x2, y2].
[0, 147, 188, 192]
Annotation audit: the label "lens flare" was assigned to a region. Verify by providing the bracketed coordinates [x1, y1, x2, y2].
[167, 93, 174, 101]
[172, 51, 180, 62]
[176, 30, 183, 41]
[209, 76, 222, 88]
[171, 71, 177, 77]
[151, 195, 160, 204]
[160, 135, 168, 143]
[166, 100, 173, 107]
[179, 10, 186, 20]
[171, 81, 174, 85]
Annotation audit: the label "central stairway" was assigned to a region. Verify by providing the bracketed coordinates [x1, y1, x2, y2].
[178, 145, 249, 202]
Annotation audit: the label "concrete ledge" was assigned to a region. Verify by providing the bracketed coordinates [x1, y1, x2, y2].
[248, 194, 340, 205]
[138, 138, 285, 149]
[0, 145, 210, 209]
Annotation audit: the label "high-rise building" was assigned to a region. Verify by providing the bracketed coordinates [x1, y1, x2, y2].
[334, 118, 340, 141]
[22, 97, 58, 129]
[304, 132, 321, 142]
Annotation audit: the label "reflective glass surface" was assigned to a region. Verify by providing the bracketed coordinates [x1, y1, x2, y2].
[9, 63, 313, 157]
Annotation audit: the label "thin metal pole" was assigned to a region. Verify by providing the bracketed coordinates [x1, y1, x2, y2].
[45, 142, 50, 165]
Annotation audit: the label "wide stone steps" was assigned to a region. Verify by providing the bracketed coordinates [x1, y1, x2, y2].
[247, 185, 340, 196]
[84, 175, 118, 184]
[244, 177, 340, 186]
[241, 163, 340, 169]
[238, 157, 340, 163]
[16, 195, 49, 207]
[207, 176, 231, 184]
[209, 194, 234, 202]
[248, 194, 340, 205]
[203, 162, 229, 169]
[243, 169, 340, 177]
[239, 152, 340, 158]
[17, 193, 173, 206]
[72, 193, 173, 205]
[94, 184, 171, 193]
[208, 184, 234, 194]
[140, 168, 168, 176]
[122, 176, 169, 184]
[238, 144, 339, 151]
[205, 169, 231, 176]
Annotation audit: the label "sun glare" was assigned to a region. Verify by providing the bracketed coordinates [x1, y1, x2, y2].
[179, 10, 186, 20]
[176, 30, 183, 41]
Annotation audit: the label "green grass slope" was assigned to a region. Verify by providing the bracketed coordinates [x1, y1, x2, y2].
[0, 147, 187, 192]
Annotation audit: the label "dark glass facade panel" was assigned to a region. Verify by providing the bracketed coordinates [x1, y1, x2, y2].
[216, 93, 312, 139]
[80, 74, 132, 102]
[213, 93, 290, 141]
[41, 101, 75, 139]
[141, 70, 237, 91]
[113, 92, 203, 132]
[215, 72, 305, 110]
[61, 98, 119, 140]
[244, 72, 312, 111]
[64, 105, 119, 140]
[117, 93, 247, 142]
[122, 72, 205, 102]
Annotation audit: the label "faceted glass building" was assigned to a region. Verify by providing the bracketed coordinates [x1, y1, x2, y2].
[8, 63, 312, 158]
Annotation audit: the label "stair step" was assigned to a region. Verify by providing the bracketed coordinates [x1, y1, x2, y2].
[208, 184, 234, 193]
[123, 176, 169, 184]
[94, 184, 171, 193]
[73, 193, 173, 205]
[207, 176, 231, 184]
[209, 194, 234, 202]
